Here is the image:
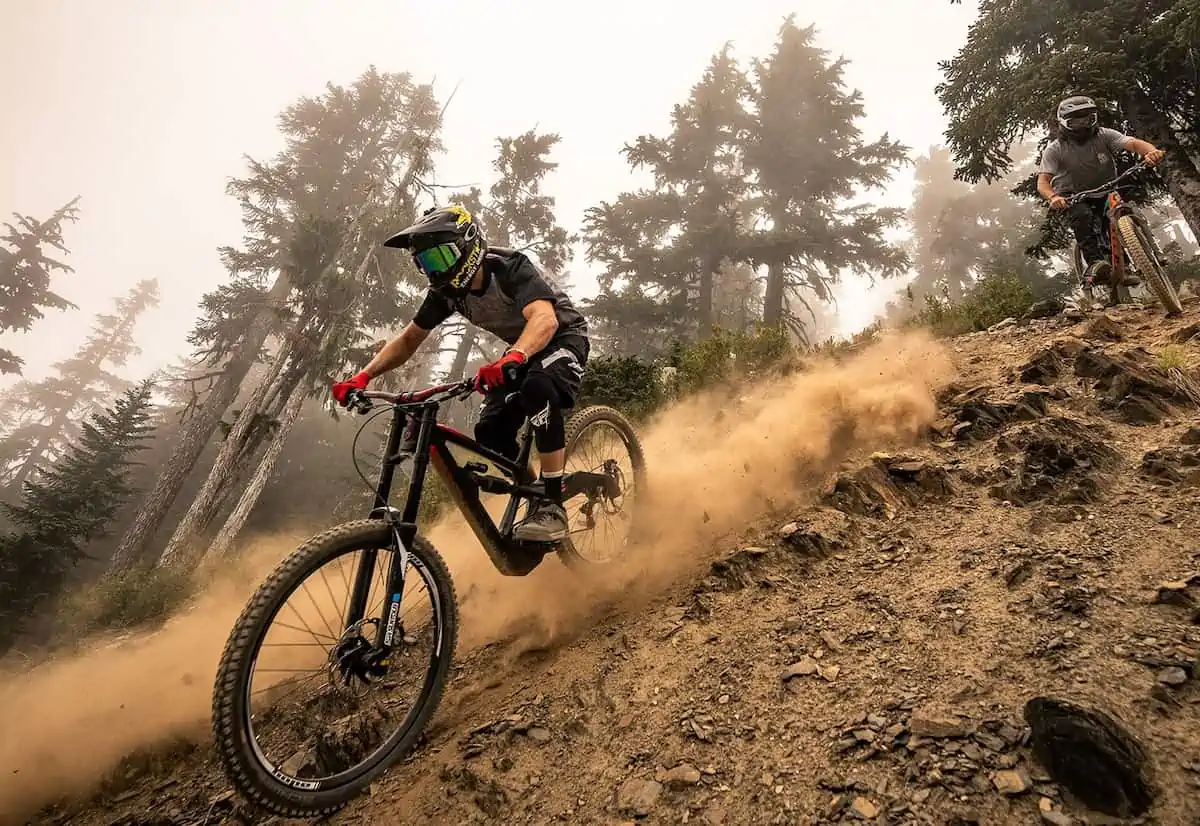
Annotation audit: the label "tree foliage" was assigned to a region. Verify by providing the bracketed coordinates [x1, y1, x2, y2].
[584, 18, 909, 350]
[0, 279, 159, 485]
[0, 198, 81, 375]
[744, 17, 909, 327]
[0, 379, 156, 650]
[908, 144, 1056, 298]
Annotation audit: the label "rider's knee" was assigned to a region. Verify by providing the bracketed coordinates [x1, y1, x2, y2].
[518, 372, 565, 452]
[474, 415, 519, 462]
[518, 371, 558, 414]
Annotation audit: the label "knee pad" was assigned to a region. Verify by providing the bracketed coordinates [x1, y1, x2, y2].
[474, 414, 519, 462]
[519, 373, 565, 452]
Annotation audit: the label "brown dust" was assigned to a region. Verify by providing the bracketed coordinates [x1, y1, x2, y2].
[0, 329, 953, 823]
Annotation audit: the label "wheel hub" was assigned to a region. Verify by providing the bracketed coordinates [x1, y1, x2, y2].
[329, 620, 392, 686]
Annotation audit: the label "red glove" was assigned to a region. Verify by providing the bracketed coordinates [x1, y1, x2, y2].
[475, 349, 527, 392]
[332, 370, 371, 405]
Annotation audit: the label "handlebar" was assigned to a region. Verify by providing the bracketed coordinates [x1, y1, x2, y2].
[1064, 160, 1150, 206]
[343, 379, 476, 415]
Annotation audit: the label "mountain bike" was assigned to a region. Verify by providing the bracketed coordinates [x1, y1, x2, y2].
[211, 378, 645, 817]
[1066, 161, 1183, 316]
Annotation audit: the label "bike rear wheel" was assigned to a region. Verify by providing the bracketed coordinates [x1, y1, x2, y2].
[211, 520, 458, 816]
[1118, 214, 1182, 316]
[557, 405, 647, 568]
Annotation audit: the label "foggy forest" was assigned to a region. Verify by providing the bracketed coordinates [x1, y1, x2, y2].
[3, 0, 1200, 823]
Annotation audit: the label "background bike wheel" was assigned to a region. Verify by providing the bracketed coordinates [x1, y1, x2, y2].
[557, 405, 647, 568]
[211, 520, 458, 817]
[1118, 214, 1182, 315]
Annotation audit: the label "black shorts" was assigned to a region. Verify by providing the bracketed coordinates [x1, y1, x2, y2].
[475, 334, 589, 455]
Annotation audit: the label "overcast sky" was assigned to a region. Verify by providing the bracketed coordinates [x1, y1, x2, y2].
[1, 0, 980, 383]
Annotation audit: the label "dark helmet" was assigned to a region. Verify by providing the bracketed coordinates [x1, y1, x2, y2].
[383, 204, 487, 298]
[1057, 95, 1099, 141]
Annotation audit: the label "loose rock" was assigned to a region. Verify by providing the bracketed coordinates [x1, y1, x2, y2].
[616, 778, 662, 816]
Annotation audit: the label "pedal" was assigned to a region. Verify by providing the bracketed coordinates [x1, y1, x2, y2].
[465, 462, 488, 474]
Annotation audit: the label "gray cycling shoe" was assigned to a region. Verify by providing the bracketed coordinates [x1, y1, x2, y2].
[514, 502, 568, 543]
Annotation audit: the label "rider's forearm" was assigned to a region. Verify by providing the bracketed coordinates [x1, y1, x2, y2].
[511, 309, 558, 357]
[363, 325, 425, 378]
[1036, 174, 1056, 201]
[1126, 138, 1157, 158]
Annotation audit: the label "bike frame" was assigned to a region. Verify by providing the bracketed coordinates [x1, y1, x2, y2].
[1068, 162, 1156, 288]
[340, 381, 613, 649]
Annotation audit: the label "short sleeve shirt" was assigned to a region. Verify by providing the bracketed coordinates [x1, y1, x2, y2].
[1039, 127, 1136, 196]
[412, 247, 588, 345]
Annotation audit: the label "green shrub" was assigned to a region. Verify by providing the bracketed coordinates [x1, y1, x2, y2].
[57, 564, 195, 640]
[961, 271, 1034, 329]
[901, 272, 1035, 337]
[577, 354, 665, 420]
[670, 324, 792, 395]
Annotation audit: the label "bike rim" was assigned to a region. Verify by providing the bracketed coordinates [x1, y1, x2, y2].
[562, 419, 641, 564]
[240, 541, 446, 791]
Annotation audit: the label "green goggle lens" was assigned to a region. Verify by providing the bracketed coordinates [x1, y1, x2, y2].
[414, 243, 461, 275]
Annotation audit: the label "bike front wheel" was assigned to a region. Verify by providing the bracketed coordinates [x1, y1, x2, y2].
[211, 520, 458, 817]
[1118, 214, 1182, 316]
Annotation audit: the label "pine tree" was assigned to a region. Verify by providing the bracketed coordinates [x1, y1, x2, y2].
[110, 68, 444, 572]
[743, 17, 909, 333]
[0, 279, 159, 486]
[0, 198, 81, 375]
[0, 379, 156, 650]
[908, 144, 1048, 300]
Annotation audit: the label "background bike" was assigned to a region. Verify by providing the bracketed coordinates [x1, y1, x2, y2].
[211, 377, 645, 817]
[1067, 161, 1183, 316]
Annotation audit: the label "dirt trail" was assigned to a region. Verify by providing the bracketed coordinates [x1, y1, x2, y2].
[7, 312, 1200, 825]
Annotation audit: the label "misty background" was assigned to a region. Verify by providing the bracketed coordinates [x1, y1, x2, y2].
[2, 0, 976, 383]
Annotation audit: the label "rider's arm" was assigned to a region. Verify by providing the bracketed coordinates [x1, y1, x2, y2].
[361, 292, 449, 378]
[496, 252, 562, 356]
[362, 322, 432, 379]
[1124, 137, 1160, 158]
[1037, 145, 1061, 201]
[1036, 173, 1057, 201]
[511, 300, 559, 357]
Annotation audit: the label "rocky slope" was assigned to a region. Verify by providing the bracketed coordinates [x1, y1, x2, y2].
[24, 301, 1200, 826]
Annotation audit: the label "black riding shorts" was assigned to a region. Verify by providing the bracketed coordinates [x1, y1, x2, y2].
[475, 334, 589, 460]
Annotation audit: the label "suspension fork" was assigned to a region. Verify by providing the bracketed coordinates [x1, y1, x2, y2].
[343, 405, 438, 636]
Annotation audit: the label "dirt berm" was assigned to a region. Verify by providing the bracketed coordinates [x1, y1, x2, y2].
[15, 305, 1200, 826]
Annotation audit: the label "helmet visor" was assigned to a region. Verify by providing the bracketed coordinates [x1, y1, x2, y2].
[413, 243, 461, 276]
[1064, 112, 1097, 131]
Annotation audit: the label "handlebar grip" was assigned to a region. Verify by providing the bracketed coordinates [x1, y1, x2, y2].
[501, 362, 523, 386]
[344, 389, 373, 415]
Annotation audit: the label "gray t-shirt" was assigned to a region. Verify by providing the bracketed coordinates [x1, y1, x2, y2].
[413, 247, 588, 345]
[1039, 127, 1136, 196]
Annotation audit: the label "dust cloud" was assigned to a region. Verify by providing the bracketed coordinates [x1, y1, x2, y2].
[0, 329, 954, 824]
[445, 328, 956, 652]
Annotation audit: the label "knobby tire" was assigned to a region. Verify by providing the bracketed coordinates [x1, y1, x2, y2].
[211, 520, 458, 817]
[1117, 215, 1182, 316]
[556, 404, 647, 568]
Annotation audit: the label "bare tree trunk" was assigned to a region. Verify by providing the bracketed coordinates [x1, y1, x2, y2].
[698, 262, 714, 337]
[205, 372, 297, 529]
[203, 381, 308, 561]
[447, 326, 476, 380]
[156, 335, 295, 568]
[763, 262, 785, 327]
[107, 274, 293, 573]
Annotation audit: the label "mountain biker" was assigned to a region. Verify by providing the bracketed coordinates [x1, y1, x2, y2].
[331, 205, 589, 543]
[1037, 95, 1166, 287]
